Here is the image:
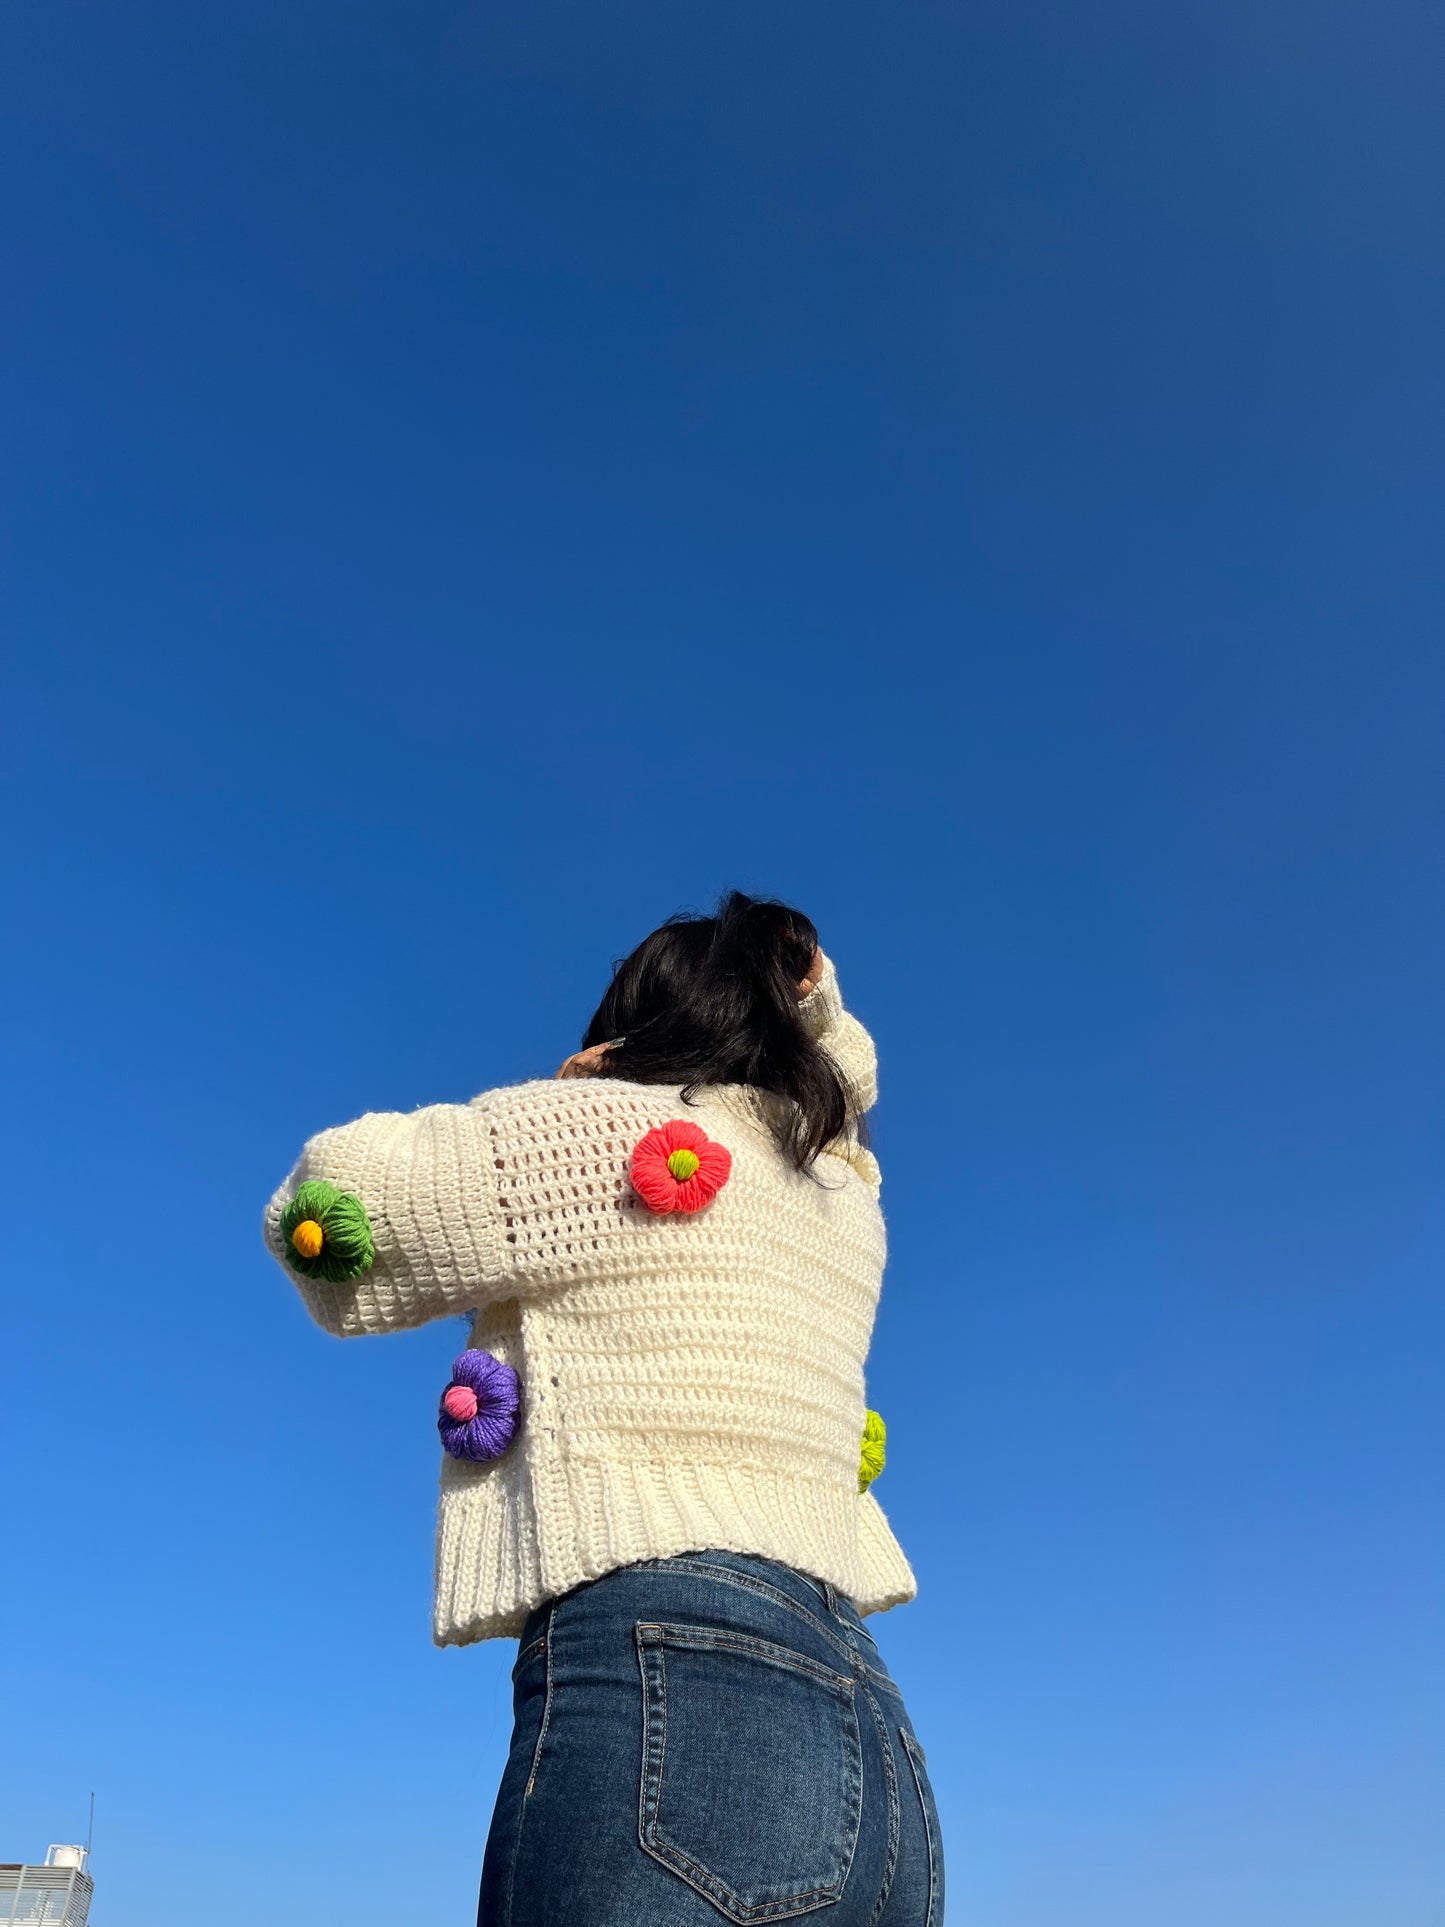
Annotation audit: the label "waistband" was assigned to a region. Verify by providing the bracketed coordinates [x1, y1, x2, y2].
[519, 1546, 888, 1677]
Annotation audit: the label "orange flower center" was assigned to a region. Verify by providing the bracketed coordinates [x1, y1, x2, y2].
[666, 1147, 701, 1182]
[290, 1219, 325, 1259]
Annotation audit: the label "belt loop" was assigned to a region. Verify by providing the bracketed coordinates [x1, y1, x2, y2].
[822, 1577, 838, 1614]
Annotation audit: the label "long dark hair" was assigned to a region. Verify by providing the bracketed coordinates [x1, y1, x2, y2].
[581, 892, 858, 1171]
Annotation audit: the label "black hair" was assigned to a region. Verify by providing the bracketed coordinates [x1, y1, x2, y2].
[581, 891, 859, 1171]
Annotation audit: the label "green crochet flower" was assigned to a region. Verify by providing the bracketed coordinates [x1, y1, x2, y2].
[859, 1409, 887, 1493]
[280, 1179, 375, 1283]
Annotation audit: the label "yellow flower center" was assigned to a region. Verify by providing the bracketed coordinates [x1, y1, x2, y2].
[666, 1147, 701, 1182]
[290, 1219, 325, 1260]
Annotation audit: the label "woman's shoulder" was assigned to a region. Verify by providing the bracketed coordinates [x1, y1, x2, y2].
[466, 1076, 697, 1176]
[468, 1075, 684, 1133]
[465, 1076, 880, 1203]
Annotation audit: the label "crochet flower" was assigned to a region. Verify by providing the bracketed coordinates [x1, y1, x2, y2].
[858, 1409, 887, 1493]
[280, 1179, 375, 1283]
[630, 1119, 733, 1215]
[438, 1349, 521, 1463]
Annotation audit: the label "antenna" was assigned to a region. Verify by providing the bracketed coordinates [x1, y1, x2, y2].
[86, 1793, 94, 1861]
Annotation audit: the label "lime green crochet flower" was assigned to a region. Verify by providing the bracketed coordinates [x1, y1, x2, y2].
[280, 1179, 375, 1283]
[859, 1409, 887, 1493]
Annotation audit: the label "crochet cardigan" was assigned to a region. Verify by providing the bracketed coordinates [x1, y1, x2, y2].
[263, 958, 916, 1646]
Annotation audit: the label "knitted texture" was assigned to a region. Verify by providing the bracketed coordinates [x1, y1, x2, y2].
[629, 1118, 732, 1214]
[279, 1179, 374, 1283]
[438, 1349, 521, 1462]
[262, 957, 916, 1646]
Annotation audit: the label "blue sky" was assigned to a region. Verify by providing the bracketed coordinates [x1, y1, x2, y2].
[2, 2, 1441, 1922]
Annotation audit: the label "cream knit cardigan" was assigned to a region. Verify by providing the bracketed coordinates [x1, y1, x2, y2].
[263, 958, 916, 1646]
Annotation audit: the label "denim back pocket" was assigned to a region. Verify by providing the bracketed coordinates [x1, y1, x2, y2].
[635, 1621, 863, 1923]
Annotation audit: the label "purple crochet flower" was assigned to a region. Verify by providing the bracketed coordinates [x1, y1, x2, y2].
[437, 1349, 521, 1463]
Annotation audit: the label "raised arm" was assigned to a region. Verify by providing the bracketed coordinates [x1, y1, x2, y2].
[263, 1102, 508, 1337]
[263, 1079, 656, 1338]
[799, 953, 879, 1115]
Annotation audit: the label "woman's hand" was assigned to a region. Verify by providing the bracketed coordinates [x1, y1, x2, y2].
[798, 946, 824, 998]
[555, 1042, 616, 1080]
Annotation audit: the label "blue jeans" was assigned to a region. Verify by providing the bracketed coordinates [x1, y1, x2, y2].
[479, 1549, 943, 1926]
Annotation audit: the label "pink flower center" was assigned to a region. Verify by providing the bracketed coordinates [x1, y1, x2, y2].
[443, 1385, 479, 1422]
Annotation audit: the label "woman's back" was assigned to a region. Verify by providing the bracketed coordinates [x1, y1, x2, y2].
[262, 901, 940, 1925]
[264, 961, 914, 1645]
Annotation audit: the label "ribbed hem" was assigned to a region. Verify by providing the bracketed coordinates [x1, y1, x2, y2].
[433, 1464, 543, 1646]
[855, 1490, 918, 1613]
[432, 1454, 917, 1648]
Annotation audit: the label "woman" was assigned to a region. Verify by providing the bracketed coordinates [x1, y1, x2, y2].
[264, 892, 942, 1926]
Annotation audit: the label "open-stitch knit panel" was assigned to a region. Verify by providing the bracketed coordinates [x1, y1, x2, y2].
[523, 1103, 886, 1481]
[479, 1083, 663, 1283]
[264, 956, 917, 1644]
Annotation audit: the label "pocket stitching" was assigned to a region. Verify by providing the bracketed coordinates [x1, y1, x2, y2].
[636, 1623, 863, 1923]
[643, 1561, 856, 1663]
[900, 1730, 939, 1927]
[523, 1604, 556, 1798]
[511, 1633, 546, 1677]
[859, 1680, 900, 1927]
[642, 1567, 901, 1701]
[637, 1621, 854, 1694]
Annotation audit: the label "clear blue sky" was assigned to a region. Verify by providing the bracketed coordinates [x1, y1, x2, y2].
[3, 2, 1441, 1922]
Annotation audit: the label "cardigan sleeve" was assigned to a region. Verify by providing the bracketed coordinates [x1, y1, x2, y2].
[263, 1101, 511, 1337]
[263, 1078, 672, 1338]
[799, 954, 878, 1115]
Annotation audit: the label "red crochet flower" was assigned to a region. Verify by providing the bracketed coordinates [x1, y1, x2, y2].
[630, 1119, 733, 1215]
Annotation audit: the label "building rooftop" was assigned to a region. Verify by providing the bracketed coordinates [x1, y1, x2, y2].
[0, 1848, 94, 1927]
